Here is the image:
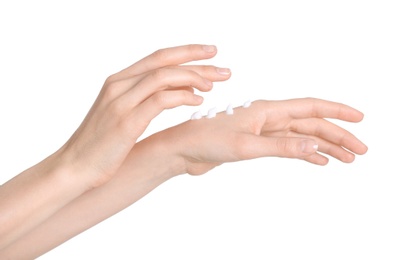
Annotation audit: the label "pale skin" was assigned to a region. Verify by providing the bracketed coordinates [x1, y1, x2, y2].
[0, 44, 368, 259]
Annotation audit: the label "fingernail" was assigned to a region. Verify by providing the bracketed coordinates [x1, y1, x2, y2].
[301, 140, 318, 154]
[216, 67, 231, 75]
[203, 45, 216, 53]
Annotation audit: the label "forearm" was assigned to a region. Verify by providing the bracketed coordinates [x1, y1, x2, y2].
[0, 151, 93, 250]
[0, 135, 182, 259]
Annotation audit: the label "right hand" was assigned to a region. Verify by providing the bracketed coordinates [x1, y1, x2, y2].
[58, 44, 231, 187]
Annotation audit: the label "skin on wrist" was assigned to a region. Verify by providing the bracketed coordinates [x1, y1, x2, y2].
[137, 132, 187, 178]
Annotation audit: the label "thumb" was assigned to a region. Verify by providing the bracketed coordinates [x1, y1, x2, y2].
[239, 135, 318, 160]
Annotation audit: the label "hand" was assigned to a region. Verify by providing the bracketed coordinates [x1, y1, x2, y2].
[148, 98, 368, 175]
[58, 44, 231, 186]
[0, 97, 365, 256]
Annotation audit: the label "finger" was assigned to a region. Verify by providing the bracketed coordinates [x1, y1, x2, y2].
[103, 74, 196, 102]
[305, 135, 356, 163]
[173, 65, 231, 82]
[263, 130, 360, 163]
[116, 44, 218, 79]
[109, 65, 230, 97]
[100, 74, 147, 101]
[131, 90, 204, 131]
[233, 134, 318, 161]
[266, 98, 365, 122]
[121, 67, 213, 106]
[289, 118, 368, 155]
[171, 86, 194, 93]
[302, 153, 329, 165]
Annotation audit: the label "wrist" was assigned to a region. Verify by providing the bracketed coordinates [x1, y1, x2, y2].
[50, 147, 106, 190]
[137, 131, 187, 180]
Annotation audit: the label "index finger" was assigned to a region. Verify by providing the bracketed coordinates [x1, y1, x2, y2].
[115, 44, 218, 79]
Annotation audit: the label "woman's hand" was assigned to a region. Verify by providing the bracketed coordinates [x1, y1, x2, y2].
[58, 44, 231, 187]
[148, 98, 368, 176]
[0, 44, 232, 251]
[0, 97, 366, 257]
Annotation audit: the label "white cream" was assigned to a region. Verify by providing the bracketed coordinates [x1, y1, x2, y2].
[226, 104, 234, 115]
[191, 100, 253, 120]
[243, 100, 252, 108]
[207, 107, 217, 118]
[191, 111, 203, 120]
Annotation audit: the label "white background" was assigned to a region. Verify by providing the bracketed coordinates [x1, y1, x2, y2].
[0, 1, 412, 259]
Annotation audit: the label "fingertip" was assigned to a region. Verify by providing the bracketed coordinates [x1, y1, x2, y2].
[304, 153, 329, 165]
[359, 111, 365, 120]
[349, 139, 368, 155]
[202, 44, 217, 53]
[362, 144, 368, 154]
[348, 107, 365, 122]
[357, 143, 368, 155]
[342, 153, 356, 163]
[319, 157, 329, 166]
[193, 94, 204, 105]
[355, 110, 365, 122]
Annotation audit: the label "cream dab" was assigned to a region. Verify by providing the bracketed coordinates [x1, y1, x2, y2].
[226, 104, 234, 115]
[243, 100, 252, 108]
[207, 107, 217, 118]
[190, 111, 203, 120]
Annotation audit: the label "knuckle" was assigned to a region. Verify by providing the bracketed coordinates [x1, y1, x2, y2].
[149, 68, 167, 81]
[151, 91, 191, 109]
[183, 70, 200, 84]
[176, 91, 192, 103]
[102, 80, 122, 100]
[182, 90, 193, 99]
[104, 74, 117, 85]
[151, 91, 168, 107]
[276, 138, 293, 156]
[198, 65, 215, 74]
[152, 48, 169, 61]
